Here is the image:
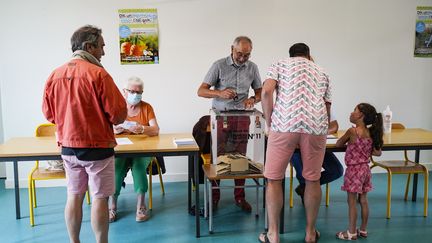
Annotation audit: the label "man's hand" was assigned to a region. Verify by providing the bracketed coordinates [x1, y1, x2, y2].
[244, 97, 256, 109]
[218, 89, 237, 99]
[264, 125, 271, 136]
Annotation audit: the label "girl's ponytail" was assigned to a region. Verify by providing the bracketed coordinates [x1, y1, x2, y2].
[369, 112, 384, 150]
[358, 103, 384, 150]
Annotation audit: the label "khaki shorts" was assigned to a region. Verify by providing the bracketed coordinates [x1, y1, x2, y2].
[264, 131, 326, 181]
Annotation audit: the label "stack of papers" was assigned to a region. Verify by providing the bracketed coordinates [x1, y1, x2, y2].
[216, 153, 263, 175]
[173, 138, 196, 147]
[115, 137, 133, 145]
[118, 121, 138, 130]
[326, 134, 337, 139]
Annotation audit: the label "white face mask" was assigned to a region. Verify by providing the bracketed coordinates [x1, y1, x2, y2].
[126, 93, 142, 105]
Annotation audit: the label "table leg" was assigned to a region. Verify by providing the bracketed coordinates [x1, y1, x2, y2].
[194, 152, 200, 238]
[412, 149, 420, 202]
[13, 161, 21, 219]
[188, 155, 192, 211]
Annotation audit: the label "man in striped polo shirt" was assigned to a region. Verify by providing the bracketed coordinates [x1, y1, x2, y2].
[259, 43, 331, 243]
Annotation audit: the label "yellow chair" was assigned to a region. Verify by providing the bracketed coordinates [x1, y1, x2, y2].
[148, 157, 165, 210]
[288, 163, 330, 207]
[28, 123, 90, 226]
[370, 123, 428, 218]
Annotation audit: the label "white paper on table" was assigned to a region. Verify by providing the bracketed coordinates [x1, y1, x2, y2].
[115, 137, 133, 145]
[326, 134, 337, 139]
[119, 121, 137, 130]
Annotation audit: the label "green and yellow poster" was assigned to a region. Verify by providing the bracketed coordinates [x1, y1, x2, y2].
[118, 9, 159, 64]
[414, 6, 432, 57]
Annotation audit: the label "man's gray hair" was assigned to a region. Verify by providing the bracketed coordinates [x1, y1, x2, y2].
[126, 76, 144, 89]
[70, 25, 102, 53]
[233, 36, 252, 47]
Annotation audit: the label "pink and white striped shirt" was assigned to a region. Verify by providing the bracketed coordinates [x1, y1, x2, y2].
[267, 57, 332, 135]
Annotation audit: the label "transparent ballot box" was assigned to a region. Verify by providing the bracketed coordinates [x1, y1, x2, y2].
[210, 109, 265, 175]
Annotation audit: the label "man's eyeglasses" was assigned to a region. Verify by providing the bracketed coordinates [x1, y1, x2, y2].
[126, 89, 143, 94]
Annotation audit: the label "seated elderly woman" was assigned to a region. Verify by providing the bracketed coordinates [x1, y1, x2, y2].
[109, 76, 160, 223]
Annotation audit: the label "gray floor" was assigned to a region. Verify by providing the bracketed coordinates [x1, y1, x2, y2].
[0, 173, 431, 243]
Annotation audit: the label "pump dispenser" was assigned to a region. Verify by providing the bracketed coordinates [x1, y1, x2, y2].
[383, 105, 392, 133]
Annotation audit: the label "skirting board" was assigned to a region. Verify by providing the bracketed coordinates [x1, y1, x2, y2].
[4, 163, 432, 189]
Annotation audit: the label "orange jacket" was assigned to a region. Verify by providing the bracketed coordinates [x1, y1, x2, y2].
[42, 59, 127, 148]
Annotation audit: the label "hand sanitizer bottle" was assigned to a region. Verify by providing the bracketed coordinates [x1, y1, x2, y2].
[383, 105, 392, 133]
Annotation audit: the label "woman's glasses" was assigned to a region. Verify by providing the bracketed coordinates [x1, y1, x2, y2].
[126, 89, 143, 94]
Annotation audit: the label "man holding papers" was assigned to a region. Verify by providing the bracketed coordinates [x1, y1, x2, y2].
[109, 76, 160, 223]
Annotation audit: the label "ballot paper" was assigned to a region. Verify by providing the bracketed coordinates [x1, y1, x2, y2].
[173, 138, 196, 147]
[119, 121, 138, 130]
[115, 137, 133, 145]
[326, 134, 337, 139]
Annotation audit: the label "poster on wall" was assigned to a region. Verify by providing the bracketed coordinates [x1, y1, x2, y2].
[414, 6, 432, 57]
[118, 9, 159, 64]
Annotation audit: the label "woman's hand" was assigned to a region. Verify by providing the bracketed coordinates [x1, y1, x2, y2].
[113, 125, 125, 135]
[129, 125, 144, 134]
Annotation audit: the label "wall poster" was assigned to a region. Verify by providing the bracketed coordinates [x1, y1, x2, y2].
[118, 9, 159, 64]
[415, 6, 432, 57]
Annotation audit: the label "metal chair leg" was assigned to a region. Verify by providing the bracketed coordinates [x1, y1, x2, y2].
[204, 176, 208, 219]
[85, 190, 91, 205]
[32, 180, 37, 208]
[156, 161, 165, 195]
[209, 181, 213, 234]
[387, 170, 392, 219]
[256, 179, 259, 217]
[149, 160, 153, 210]
[424, 170, 428, 217]
[404, 173, 411, 201]
[28, 178, 34, 226]
[325, 183, 330, 207]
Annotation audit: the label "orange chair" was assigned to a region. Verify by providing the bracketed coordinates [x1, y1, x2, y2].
[28, 123, 90, 226]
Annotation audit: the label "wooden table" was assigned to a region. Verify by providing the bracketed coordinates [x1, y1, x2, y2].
[331, 128, 432, 201]
[277, 128, 432, 234]
[0, 133, 204, 237]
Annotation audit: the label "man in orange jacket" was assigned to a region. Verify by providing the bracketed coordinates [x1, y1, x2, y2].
[42, 25, 127, 243]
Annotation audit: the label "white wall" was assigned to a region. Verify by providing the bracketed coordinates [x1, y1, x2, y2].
[0, 84, 5, 178]
[1, 0, 431, 188]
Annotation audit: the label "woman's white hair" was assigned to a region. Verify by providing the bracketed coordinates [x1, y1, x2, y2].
[125, 76, 144, 90]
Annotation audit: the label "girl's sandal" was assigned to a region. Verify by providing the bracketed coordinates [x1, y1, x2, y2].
[109, 209, 117, 223]
[357, 229, 368, 238]
[336, 230, 357, 241]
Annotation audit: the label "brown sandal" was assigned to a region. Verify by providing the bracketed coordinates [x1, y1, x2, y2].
[109, 209, 117, 223]
[136, 207, 150, 222]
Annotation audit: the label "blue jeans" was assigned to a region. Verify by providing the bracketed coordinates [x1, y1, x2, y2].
[291, 151, 343, 185]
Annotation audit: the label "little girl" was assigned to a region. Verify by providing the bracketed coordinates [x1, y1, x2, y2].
[335, 103, 384, 240]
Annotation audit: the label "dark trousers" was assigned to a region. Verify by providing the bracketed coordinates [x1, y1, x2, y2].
[212, 116, 250, 201]
[292, 151, 343, 185]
